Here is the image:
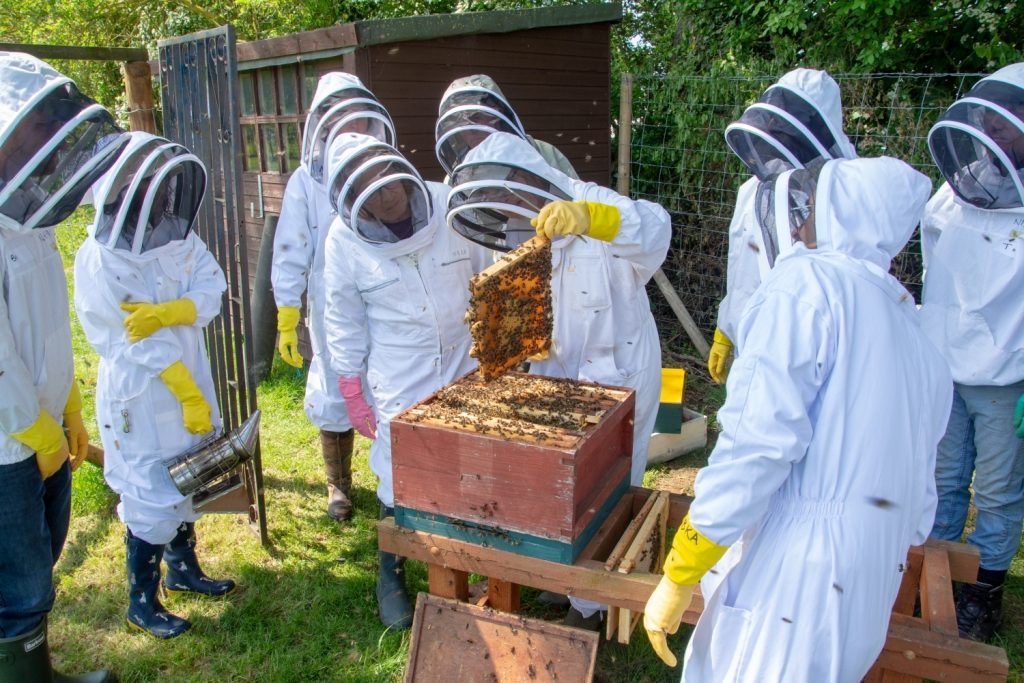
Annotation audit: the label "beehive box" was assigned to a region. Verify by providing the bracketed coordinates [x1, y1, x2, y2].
[392, 371, 635, 564]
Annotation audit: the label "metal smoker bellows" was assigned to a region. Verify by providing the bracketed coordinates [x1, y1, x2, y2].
[166, 410, 261, 496]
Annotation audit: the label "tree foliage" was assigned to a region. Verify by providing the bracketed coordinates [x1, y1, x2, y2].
[612, 0, 1024, 78]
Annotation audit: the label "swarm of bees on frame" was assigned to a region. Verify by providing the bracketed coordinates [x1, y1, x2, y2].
[406, 372, 618, 438]
[466, 237, 553, 382]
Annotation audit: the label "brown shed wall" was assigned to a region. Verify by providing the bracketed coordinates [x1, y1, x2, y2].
[359, 23, 612, 185]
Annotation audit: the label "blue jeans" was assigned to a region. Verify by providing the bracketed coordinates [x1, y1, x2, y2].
[931, 382, 1024, 570]
[0, 456, 71, 637]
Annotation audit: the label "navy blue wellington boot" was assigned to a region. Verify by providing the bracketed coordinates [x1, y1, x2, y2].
[163, 522, 236, 597]
[125, 529, 191, 639]
[377, 505, 412, 630]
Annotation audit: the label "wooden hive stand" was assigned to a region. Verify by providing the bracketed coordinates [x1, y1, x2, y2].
[379, 488, 1009, 682]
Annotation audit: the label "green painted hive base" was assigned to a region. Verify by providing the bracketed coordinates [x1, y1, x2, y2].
[395, 473, 629, 565]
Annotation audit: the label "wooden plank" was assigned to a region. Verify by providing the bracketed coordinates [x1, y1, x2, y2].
[892, 551, 924, 616]
[382, 519, 661, 613]
[428, 564, 469, 601]
[605, 604, 619, 642]
[604, 490, 659, 571]
[617, 606, 632, 645]
[920, 546, 958, 637]
[236, 24, 357, 63]
[405, 593, 598, 683]
[0, 42, 148, 62]
[619, 491, 669, 574]
[486, 578, 520, 613]
[866, 668, 922, 683]
[909, 539, 979, 584]
[876, 614, 1008, 683]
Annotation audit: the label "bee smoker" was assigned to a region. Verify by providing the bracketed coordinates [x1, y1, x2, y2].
[166, 410, 261, 496]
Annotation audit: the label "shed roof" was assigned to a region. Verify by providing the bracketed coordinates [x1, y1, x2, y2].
[236, 2, 621, 68]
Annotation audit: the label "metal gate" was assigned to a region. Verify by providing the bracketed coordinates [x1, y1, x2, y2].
[158, 25, 268, 544]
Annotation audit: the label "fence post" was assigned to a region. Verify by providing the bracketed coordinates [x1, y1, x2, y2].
[617, 72, 633, 195]
[122, 60, 157, 133]
[619, 73, 711, 359]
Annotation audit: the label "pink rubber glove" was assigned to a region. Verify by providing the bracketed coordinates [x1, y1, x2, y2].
[338, 375, 377, 439]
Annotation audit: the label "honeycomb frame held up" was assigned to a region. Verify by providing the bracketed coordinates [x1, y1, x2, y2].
[467, 235, 553, 381]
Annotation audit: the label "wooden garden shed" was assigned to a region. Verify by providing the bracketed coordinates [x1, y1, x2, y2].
[233, 2, 621, 264]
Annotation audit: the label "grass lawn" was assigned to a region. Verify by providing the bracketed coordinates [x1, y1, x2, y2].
[47, 209, 1024, 681]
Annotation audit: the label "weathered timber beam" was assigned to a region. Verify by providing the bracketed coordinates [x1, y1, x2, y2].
[0, 42, 148, 62]
[877, 614, 1008, 682]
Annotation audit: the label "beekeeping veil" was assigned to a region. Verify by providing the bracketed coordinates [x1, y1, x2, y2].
[435, 75, 529, 176]
[725, 69, 856, 182]
[447, 131, 573, 252]
[0, 51, 128, 232]
[754, 160, 824, 270]
[302, 72, 396, 183]
[326, 132, 433, 251]
[91, 131, 206, 255]
[928, 63, 1024, 210]
[756, 156, 931, 274]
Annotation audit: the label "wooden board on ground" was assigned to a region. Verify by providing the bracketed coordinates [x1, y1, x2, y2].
[467, 235, 552, 381]
[405, 592, 598, 683]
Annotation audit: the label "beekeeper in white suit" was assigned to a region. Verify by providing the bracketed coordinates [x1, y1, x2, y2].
[643, 157, 953, 681]
[709, 68, 857, 384]
[0, 51, 126, 683]
[922, 63, 1024, 642]
[74, 132, 235, 640]
[272, 72, 396, 522]
[322, 133, 490, 630]
[435, 74, 578, 180]
[447, 131, 670, 628]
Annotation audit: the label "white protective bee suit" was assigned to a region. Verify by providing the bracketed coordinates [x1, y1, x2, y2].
[920, 65, 1024, 604]
[74, 132, 227, 545]
[272, 72, 395, 430]
[451, 132, 670, 487]
[717, 69, 857, 342]
[0, 51, 126, 467]
[322, 134, 491, 507]
[678, 157, 952, 682]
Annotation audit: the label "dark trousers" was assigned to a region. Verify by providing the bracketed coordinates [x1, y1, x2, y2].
[0, 457, 71, 637]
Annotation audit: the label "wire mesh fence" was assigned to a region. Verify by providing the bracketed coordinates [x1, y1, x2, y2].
[629, 72, 987, 353]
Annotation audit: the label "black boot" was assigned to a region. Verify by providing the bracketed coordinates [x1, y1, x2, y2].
[956, 580, 1003, 642]
[163, 523, 236, 597]
[0, 618, 115, 683]
[377, 505, 412, 630]
[321, 429, 354, 521]
[125, 529, 190, 639]
[563, 607, 603, 632]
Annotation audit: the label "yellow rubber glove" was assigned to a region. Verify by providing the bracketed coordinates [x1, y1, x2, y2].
[644, 513, 729, 666]
[643, 575, 695, 667]
[12, 409, 70, 479]
[277, 305, 303, 368]
[531, 200, 621, 242]
[159, 361, 213, 435]
[62, 382, 90, 471]
[119, 298, 197, 342]
[707, 328, 734, 385]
